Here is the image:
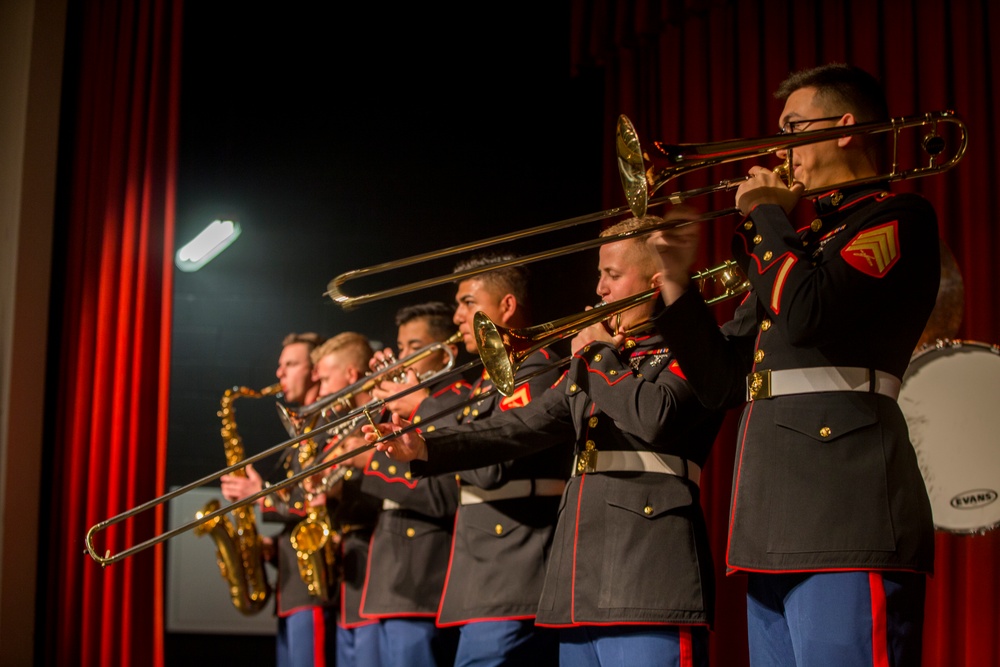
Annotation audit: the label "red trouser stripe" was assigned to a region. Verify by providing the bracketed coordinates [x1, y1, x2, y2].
[312, 606, 327, 667]
[679, 626, 693, 667]
[869, 572, 888, 667]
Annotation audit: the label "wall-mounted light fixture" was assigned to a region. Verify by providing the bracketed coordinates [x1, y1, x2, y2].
[175, 219, 241, 272]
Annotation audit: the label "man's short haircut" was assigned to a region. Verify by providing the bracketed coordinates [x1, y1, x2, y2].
[309, 331, 374, 373]
[774, 63, 888, 125]
[282, 332, 326, 357]
[395, 302, 458, 341]
[452, 252, 530, 307]
[601, 209, 701, 278]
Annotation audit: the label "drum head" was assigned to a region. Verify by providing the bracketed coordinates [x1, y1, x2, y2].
[900, 340, 1000, 534]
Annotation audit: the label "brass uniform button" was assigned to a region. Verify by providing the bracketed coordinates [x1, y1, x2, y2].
[388, 465, 397, 475]
[643, 505, 653, 515]
[426, 425, 436, 432]
[811, 218, 823, 231]
[370, 460, 379, 471]
[624, 339, 636, 350]
[404, 471, 412, 480]
[344, 468, 353, 480]
[588, 416, 599, 428]
[593, 353, 602, 362]
[473, 387, 482, 396]
[760, 319, 772, 331]
[583, 345, 590, 353]
[406, 527, 416, 538]
[831, 191, 844, 206]
[754, 349, 765, 363]
[585, 439, 596, 450]
[753, 234, 763, 245]
[819, 426, 832, 438]
[744, 221, 754, 230]
[569, 384, 578, 392]
[609, 370, 617, 376]
[294, 501, 303, 510]
[413, 415, 422, 424]
[286, 470, 294, 478]
[471, 409, 479, 417]
[263, 497, 273, 508]
[462, 406, 471, 416]
[494, 524, 504, 535]
[763, 251, 773, 261]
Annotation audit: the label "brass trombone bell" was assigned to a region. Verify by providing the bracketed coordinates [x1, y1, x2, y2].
[617, 110, 968, 219]
[476, 260, 750, 396]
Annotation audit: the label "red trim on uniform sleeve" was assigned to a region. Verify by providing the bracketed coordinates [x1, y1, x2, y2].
[840, 221, 900, 278]
[869, 572, 889, 667]
[770, 255, 797, 314]
[499, 384, 531, 410]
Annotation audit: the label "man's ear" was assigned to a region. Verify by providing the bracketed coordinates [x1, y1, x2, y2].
[497, 293, 518, 326]
[346, 367, 362, 384]
[837, 112, 857, 148]
[650, 271, 664, 290]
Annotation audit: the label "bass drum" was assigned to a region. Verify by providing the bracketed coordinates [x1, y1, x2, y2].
[899, 340, 1000, 534]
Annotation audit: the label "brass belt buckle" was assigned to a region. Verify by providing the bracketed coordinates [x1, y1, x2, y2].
[576, 441, 598, 474]
[747, 369, 772, 401]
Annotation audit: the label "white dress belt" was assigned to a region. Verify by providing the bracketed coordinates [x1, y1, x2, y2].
[574, 450, 701, 486]
[459, 479, 566, 505]
[746, 367, 901, 401]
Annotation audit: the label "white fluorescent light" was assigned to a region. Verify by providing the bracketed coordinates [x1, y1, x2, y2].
[175, 219, 241, 272]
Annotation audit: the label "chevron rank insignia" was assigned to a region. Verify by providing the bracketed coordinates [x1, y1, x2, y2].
[840, 221, 899, 277]
[499, 384, 532, 411]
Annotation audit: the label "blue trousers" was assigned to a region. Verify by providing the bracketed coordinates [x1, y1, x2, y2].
[746, 571, 926, 667]
[277, 607, 336, 667]
[375, 618, 457, 667]
[453, 619, 558, 667]
[559, 625, 709, 667]
[336, 622, 380, 667]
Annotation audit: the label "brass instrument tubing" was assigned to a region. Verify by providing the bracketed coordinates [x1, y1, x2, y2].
[85, 358, 484, 565]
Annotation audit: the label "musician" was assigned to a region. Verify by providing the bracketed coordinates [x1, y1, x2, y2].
[363, 223, 723, 666]
[400, 253, 567, 666]
[649, 63, 937, 666]
[221, 332, 336, 667]
[309, 332, 384, 667]
[357, 302, 471, 666]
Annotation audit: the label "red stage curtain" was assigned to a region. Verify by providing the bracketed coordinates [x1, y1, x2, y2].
[570, 1, 1000, 665]
[42, 1, 183, 665]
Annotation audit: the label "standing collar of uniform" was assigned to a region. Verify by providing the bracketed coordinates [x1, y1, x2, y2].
[809, 181, 890, 214]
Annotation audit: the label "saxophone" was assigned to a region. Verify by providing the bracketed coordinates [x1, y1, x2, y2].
[194, 383, 281, 614]
[288, 414, 365, 600]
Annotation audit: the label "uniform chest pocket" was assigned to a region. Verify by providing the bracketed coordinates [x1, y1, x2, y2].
[773, 394, 877, 442]
[766, 394, 896, 553]
[599, 476, 701, 610]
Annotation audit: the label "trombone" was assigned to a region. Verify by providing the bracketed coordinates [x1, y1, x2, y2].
[477, 260, 749, 396]
[84, 337, 476, 566]
[326, 110, 966, 309]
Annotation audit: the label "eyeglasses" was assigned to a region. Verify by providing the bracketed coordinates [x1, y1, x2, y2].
[778, 115, 844, 135]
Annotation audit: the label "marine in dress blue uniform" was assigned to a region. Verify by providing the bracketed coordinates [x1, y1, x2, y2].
[651, 64, 937, 667]
[359, 377, 471, 667]
[371, 224, 723, 667]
